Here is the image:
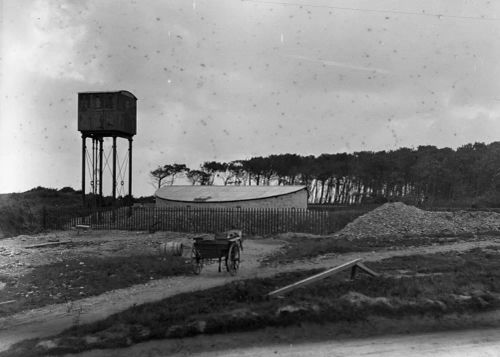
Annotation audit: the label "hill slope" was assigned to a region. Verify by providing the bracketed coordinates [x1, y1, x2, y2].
[0, 187, 82, 238]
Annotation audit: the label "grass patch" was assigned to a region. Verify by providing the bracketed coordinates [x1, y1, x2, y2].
[263, 233, 481, 265]
[8, 248, 500, 356]
[0, 255, 191, 317]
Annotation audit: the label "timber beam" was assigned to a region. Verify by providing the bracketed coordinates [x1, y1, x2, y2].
[268, 258, 379, 297]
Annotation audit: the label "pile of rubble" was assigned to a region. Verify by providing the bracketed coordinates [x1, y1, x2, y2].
[334, 202, 500, 239]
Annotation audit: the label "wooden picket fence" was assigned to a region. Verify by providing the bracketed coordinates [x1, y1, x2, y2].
[55, 206, 367, 235]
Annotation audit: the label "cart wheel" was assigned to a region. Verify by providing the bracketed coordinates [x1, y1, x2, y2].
[226, 243, 240, 276]
[191, 247, 202, 275]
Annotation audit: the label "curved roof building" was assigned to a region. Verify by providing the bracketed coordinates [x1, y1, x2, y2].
[155, 185, 307, 209]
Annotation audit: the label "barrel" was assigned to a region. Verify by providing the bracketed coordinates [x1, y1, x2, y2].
[159, 242, 184, 256]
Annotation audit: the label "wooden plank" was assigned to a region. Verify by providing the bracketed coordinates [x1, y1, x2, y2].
[0, 300, 16, 306]
[355, 262, 380, 277]
[24, 241, 73, 249]
[268, 258, 363, 297]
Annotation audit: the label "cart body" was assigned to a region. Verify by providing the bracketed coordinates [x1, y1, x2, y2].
[191, 230, 242, 275]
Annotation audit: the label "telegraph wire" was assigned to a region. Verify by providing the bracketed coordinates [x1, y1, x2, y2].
[241, 0, 500, 22]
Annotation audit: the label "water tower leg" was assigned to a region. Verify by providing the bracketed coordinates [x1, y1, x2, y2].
[94, 138, 98, 195]
[112, 136, 117, 200]
[92, 138, 96, 195]
[128, 137, 133, 205]
[81, 135, 86, 205]
[99, 138, 103, 204]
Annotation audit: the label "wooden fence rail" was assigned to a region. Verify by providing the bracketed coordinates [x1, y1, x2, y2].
[44, 206, 367, 235]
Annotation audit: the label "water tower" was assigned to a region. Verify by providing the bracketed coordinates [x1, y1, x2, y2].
[78, 90, 137, 205]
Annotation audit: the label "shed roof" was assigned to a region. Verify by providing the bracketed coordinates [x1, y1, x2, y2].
[155, 185, 306, 203]
[78, 90, 137, 99]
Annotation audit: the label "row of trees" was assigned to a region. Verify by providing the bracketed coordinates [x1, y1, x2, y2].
[150, 142, 500, 206]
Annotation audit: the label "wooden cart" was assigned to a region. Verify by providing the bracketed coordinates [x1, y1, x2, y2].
[191, 230, 242, 276]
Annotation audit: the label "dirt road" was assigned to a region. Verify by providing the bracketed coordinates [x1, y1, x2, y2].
[69, 324, 500, 357]
[202, 328, 500, 357]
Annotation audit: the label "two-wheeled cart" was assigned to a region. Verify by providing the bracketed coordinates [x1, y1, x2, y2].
[191, 230, 242, 276]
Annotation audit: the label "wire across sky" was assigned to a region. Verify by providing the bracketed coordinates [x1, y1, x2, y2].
[241, 0, 500, 22]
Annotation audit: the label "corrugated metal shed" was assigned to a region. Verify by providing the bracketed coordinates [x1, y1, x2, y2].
[155, 185, 307, 203]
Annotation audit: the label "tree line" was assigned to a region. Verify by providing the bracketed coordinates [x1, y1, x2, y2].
[150, 142, 500, 206]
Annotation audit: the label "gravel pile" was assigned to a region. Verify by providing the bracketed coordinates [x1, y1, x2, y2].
[334, 202, 500, 239]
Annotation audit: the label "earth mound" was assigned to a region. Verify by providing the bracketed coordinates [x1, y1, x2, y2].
[334, 202, 500, 239]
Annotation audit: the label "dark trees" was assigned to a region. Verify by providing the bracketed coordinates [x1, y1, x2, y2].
[150, 141, 500, 206]
[149, 164, 188, 189]
[186, 170, 212, 185]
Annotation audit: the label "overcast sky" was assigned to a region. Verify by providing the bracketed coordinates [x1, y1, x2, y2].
[1, 0, 500, 196]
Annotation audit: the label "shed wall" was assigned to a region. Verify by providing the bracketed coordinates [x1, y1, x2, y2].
[156, 189, 307, 209]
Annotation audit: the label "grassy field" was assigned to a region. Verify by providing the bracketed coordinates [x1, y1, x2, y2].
[0, 254, 191, 317]
[7, 247, 500, 356]
[262, 232, 498, 265]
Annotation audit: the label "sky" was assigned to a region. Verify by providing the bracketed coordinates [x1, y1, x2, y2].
[1, 0, 500, 197]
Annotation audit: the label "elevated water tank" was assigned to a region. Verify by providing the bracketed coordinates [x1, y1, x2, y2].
[78, 90, 137, 137]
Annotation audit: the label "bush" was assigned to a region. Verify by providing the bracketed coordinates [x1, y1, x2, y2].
[472, 190, 500, 208]
[59, 187, 76, 193]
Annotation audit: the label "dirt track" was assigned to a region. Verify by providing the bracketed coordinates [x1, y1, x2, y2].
[2, 231, 500, 352]
[200, 327, 500, 357]
[69, 323, 500, 357]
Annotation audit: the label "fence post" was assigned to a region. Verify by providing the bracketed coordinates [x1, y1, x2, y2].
[128, 206, 132, 230]
[257, 208, 261, 235]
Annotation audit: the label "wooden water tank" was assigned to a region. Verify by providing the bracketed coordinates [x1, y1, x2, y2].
[78, 91, 137, 137]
